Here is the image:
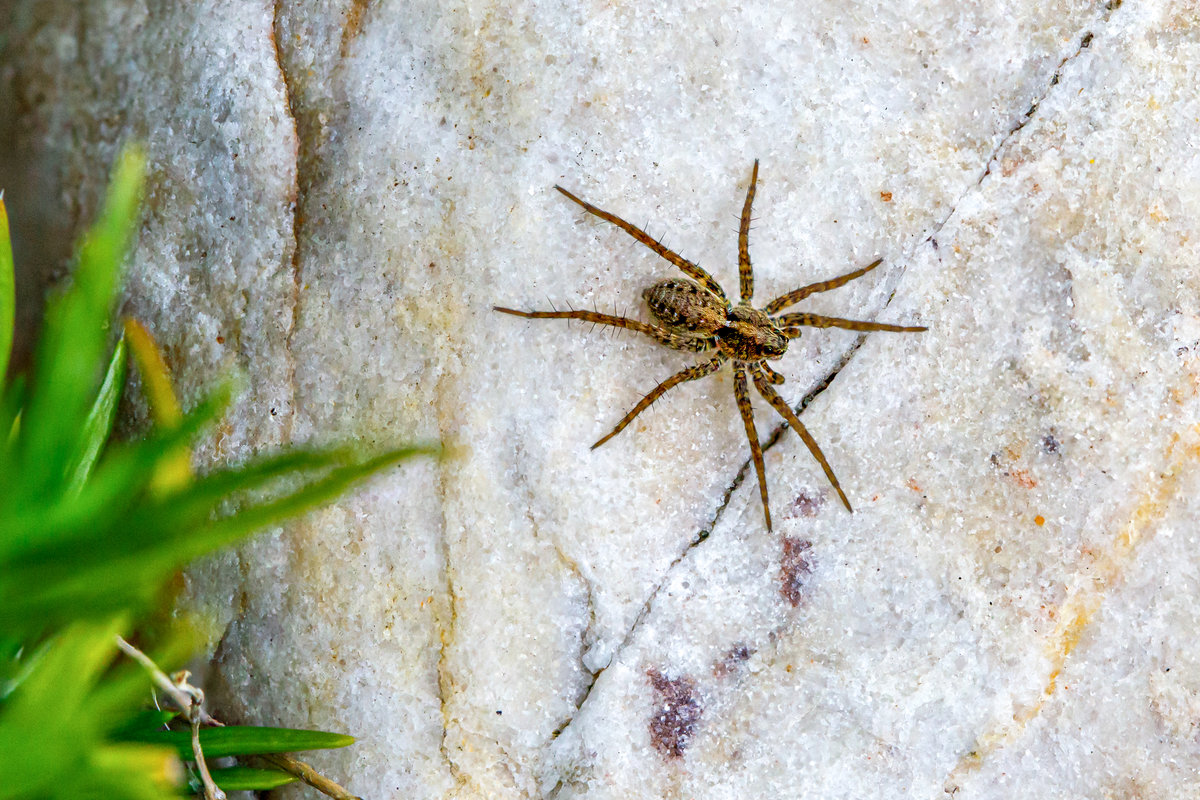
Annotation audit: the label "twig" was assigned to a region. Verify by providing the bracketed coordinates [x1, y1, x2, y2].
[255, 753, 363, 800]
[186, 701, 224, 800]
[115, 636, 359, 799]
[115, 636, 226, 800]
[114, 636, 193, 711]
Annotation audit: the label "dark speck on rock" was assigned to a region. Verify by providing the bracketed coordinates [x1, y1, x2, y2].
[713, 643, 754, 678]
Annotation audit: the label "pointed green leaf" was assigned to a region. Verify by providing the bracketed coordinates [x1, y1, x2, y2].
[0, 441, 435, 633]
[65, 335, 127, 494]
[175, 444, 440, 562]
[123, 725, 355, 759]
[207, 766, 298, 791]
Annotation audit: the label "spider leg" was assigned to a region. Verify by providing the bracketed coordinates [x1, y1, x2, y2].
[495, 307, 717, 352]
[749, 363, 852, 512]
[734, 363, 772, 531]
[764, 258, 884, 315]
[738, 160, 759, 302]
[760, 362, 785, 384]
[775, 312, 926, 333]
[593, 354, 727, 449]
[554, 185, 729, 303]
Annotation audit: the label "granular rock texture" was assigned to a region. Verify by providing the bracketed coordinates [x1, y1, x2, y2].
[3, 1, 1200, 797]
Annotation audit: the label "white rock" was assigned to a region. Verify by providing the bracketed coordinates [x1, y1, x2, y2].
[3, 0, 1199, 797]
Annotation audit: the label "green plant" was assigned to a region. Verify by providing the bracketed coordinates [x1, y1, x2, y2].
[0, 148, 434, 798]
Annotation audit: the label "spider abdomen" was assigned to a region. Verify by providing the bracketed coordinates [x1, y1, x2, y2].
[643, 278, 727, 335]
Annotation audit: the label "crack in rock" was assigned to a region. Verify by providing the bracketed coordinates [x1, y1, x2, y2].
[928, 7, 1118, 247]
[551, 2, 1122, 748]
[270, 0, 302, 445]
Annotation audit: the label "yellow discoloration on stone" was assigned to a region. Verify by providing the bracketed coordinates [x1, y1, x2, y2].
[947, 423, 1200, 788]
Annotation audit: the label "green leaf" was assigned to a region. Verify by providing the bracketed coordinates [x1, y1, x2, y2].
[123, 446, 364, 538]
[0, 380, 232, 562]
[172, 444, 441, 563]
[111, 710, 180, 739]
[0, 193, 14, 383]
[0, 445, 205, 633]
[103, 443, 440, 574]
[0, 373, 24, 457]
[123, 725, 355, 759]
[0, 439, 435, 634]
[18, 146, 144, 501]
[65, 335, 127, 494]
[0, 617, 127, 797]
[0, 634, 44, 702]
[68, 742, 180, 800]
[206, 766, 297, 791]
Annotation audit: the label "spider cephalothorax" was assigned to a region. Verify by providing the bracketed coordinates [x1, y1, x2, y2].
[496, 161, 925, 529]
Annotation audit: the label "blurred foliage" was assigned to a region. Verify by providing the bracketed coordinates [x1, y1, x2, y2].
[0, 148, 435, 798]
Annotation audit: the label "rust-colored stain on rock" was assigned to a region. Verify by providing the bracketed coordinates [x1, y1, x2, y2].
[780, 537, 815, 607]
[646, 668, 703, 759]
[786, 491, 825, 519]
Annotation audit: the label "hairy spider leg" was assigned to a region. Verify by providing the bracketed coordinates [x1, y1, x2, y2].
[554, 185, 729, 303]
[733, 364, 772, 530]
[592, 354, 727, 449]
[749, 363, 852, 512]
[494, 307, 717, 352]
[764, 258, 884, 315]
[738, 160, 759, 302]
[776, 312, 926, 335]
[759, 361, 785, 384]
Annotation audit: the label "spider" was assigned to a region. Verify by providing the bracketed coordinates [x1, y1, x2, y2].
[496, 161, 925, 530]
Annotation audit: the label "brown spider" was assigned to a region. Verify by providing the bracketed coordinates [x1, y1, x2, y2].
[496, 161, 925, 529]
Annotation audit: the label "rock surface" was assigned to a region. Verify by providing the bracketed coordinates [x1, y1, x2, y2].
[3, 0, 1200, 797]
